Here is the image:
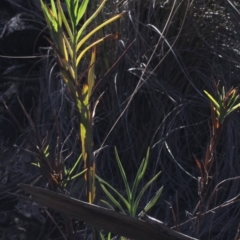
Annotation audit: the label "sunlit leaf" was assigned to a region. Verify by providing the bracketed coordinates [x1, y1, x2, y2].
[204, 90, 220, 110]
[76, 0, 108, 42]
[62, 32, 73, 59]
[76, 35, 110, 66]
[50, 0, 58, 17]
[77, 13, 124, 51]
[41, 0, 124, 204]
[32, 162, 40, 167]
[227, 103, 240, 115]
[41, 0, 58, 32]
[76, 0, 89, 25]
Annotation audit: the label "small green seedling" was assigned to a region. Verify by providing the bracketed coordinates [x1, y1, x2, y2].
[204, 86, 240, 127]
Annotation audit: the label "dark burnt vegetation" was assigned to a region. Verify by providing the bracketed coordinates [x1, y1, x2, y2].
[0, 0, 240, 239]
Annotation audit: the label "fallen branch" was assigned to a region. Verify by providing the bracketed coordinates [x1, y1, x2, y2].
[19, 184, 198, 240]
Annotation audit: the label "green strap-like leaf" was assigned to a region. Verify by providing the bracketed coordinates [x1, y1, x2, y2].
[204, 90, 220, 110]
[68, 168, 87, 181]
[76, 0, 108, 42]
[69, 154, 82, 176]
[131, 148, 150, 205]
[96, 175, 129, 211]
[50, 0, 58, 19]
[76, 0, 89, 25]
[100, 184, 125, 213]
[64, 0, 70, 13]
[76, 35, 110, 66]
[227, 103, 240, 115]
[61, 32, 69, 62]
[41, 0, 58, 33]
[227, 95, 239, 109]
[57, 1, 62, 28]
[143, 186, 163, 214]
[132, 171, 161, 217]
[64, 0, 75, 29]
[58, 0, 73, 41]
[62, 32, 73, 59]
[76, 12, 123, 51]
[114, 147, 132, 203]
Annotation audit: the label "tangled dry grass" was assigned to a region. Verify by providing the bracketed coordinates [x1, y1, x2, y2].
[1, 0, 240, 239]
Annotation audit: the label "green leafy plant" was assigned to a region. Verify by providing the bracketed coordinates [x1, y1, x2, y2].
[96, 147, 163, 217]
[97, 147, 163, 239]
[194, 85, 240, 232]
[32, 143, 87, 190]
[40, 0, 123, 203]
[204, 86, 240, 127]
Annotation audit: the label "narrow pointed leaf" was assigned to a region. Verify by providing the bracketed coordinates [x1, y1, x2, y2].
[69, 168, 87, 181]
[69, 154, 82, 176]
[227, 95, 239, 108]
[64, 0, 70, 13]
[74, 0, 80, 16]
[58, 0, 73, 41]
[131, 158, 146, 199]
[133, 172, 161, 217]
[76, 0, 108, 42]
[100, 183, 126, 213]
[64, 0, 74, 28]
[76, 35, 110, 66]
[57, 3, 62, 28]
[213, 107, 220, 117]
[96, 175, 129, 211]
[50, 0, 58, 18]
[41, 1, 58, 32]
[227, 103, 240, 115]
[63, 32, 73, 59]
[61, 33, 69, 62]
[204, 90, 220, 110]
[131, 149, 150, 204]
[114, 147, 132, 203]
[77, 13, 124, 50]
[143, 186, 163, 214]
[96, 179, 127, 212]
[76, 0, 89, 25]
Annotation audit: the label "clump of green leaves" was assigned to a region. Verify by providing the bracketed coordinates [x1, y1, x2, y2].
[97, 147, 162, 239]
[40, 0, 123, 203]
[32, 144, 87, 190]
[204, 86, 240, 127]
[96, 147, 163, 217]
